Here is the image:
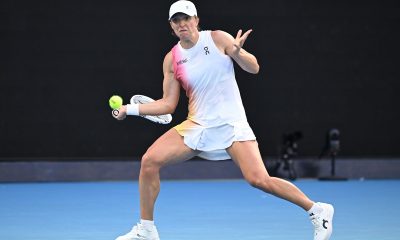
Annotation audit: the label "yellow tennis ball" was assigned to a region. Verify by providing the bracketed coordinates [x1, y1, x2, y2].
[109, 95, 123, 109]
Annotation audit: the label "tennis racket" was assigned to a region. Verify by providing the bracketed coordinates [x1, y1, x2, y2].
[130, 95, 173, 124]
[112, 109, 120, 117]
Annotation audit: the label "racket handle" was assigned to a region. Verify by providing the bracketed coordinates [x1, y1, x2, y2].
[112, 109, 119, 117]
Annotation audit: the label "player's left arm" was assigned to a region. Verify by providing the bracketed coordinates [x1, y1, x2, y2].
[211, 30, 259, 74]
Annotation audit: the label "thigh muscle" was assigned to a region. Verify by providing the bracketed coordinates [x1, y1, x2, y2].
[143, 128, 199, 167]
[226, 141, 269, 178]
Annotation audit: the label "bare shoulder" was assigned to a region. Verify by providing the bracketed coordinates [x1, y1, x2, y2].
[163, 51, 173, 64]
[163, 51, 174, 73]
[211, 30, 234, 54]
[211, 30, 234, 40]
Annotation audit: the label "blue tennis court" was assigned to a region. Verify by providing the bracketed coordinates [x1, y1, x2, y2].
[1, 179, 399, 240]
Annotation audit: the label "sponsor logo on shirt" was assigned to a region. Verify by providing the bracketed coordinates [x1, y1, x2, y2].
[177, 58, 188, 65]
[204, 46, 210, 55]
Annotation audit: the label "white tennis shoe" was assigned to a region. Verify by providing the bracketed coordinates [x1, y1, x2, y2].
[115, 223, 160, 240]
[310, 202, 334, 240]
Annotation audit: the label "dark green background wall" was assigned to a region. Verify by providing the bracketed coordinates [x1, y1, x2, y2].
[1, 0, 399, 159]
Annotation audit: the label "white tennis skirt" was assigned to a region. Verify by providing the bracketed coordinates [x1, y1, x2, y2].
[174, 120, 256, 160]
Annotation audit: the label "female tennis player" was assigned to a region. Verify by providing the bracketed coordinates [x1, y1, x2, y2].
[113, 1, 334, 239]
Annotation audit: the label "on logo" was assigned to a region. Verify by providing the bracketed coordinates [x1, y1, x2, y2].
[204, 46, 210, 55]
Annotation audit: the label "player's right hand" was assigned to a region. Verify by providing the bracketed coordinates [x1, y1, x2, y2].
[112, 105, 127, 120]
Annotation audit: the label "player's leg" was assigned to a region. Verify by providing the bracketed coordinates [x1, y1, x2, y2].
[139, 128, 199, 220]
[116, 128, 198, 240]
[226, 140, 334, 240]
[226, 140, 313, 209]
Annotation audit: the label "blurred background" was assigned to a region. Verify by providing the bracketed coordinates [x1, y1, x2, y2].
[1, 0, 399, 181]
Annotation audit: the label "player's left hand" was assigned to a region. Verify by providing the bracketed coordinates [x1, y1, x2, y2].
[232, 29, 253, 55]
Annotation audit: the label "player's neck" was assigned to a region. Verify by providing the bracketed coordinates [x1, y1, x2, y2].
[180, 31, 200, 49]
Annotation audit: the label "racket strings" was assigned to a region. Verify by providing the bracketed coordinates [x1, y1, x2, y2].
[131, 95, 172, 124]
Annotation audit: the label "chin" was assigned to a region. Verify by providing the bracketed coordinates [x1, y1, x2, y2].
[179, 32, 190, 39]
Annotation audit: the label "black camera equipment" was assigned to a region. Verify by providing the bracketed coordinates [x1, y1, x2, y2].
[277, 131, 303, 180]
[318, 128, 346, 180]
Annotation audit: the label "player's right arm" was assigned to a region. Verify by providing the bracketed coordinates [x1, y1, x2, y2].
[151, 51, 181, 115]
[115, 52, 180, 120]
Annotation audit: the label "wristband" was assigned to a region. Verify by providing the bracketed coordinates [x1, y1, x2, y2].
[126, 104, 139, 116]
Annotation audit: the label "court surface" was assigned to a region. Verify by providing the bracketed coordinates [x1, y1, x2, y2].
[1, 179, 399, 240]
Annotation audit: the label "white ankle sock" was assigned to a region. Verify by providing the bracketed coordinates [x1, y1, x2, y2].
[307, 202, 323, 215]
[140, 219, 155, 228]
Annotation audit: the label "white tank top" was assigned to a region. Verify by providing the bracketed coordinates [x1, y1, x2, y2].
[171, 31, 248, 127]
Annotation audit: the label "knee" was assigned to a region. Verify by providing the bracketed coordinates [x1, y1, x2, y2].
[246, 174, 274, 192]
[140, 152, 162, 176]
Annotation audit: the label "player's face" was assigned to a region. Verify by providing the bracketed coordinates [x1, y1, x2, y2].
[170, 14, 199, 41]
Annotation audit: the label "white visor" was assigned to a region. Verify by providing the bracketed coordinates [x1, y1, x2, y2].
[169, 0, 197, 20]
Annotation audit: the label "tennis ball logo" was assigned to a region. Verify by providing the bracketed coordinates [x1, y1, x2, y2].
[109, 95, 123, 109]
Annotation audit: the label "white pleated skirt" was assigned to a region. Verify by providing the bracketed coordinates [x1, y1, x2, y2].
[174, 120, 256, 160]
